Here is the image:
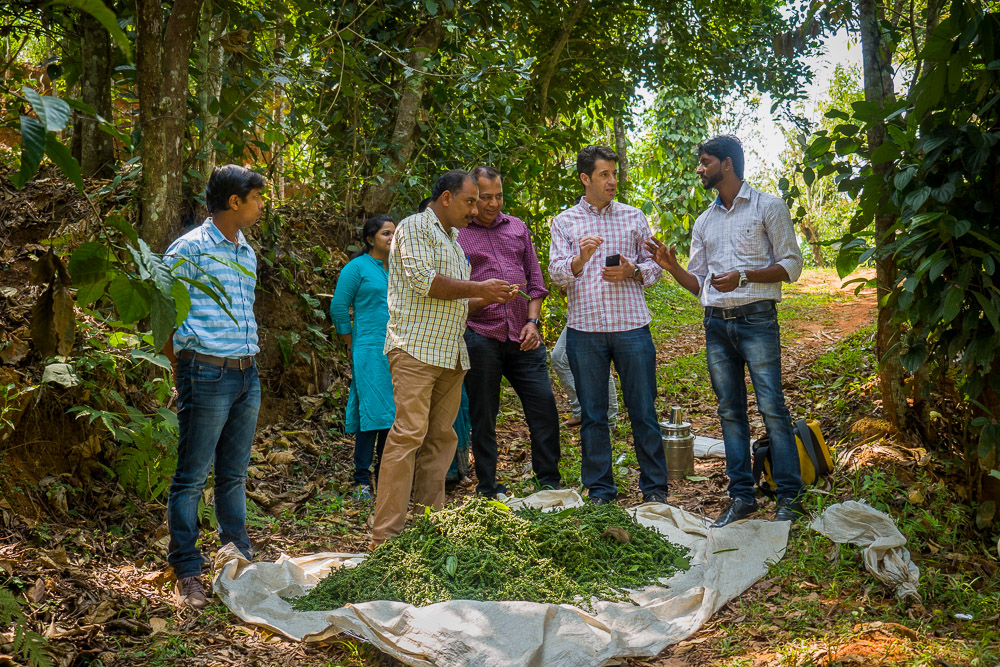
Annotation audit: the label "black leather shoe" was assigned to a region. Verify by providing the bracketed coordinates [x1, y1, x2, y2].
[773, 497, 804, 522]
[711, 498, 759, 527]
[589, 496, 615, 506]
[642, 492, 669, 504]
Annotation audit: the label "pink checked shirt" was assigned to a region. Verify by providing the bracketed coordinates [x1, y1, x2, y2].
[549, 199, 663, 332]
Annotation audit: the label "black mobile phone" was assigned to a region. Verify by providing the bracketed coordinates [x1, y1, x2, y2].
[605, 254, 621, 267]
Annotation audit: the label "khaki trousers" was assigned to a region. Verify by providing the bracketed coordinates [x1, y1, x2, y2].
[371, 349, 466, 544]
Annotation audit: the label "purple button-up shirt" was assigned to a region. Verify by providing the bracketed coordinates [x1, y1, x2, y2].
[457, 212, 549, 343]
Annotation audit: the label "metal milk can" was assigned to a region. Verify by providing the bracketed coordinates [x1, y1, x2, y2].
[661, 406, 695, 480]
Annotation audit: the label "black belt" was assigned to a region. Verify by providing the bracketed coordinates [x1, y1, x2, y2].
[705, 300, 776, 320]
[178, 350, 255, 370]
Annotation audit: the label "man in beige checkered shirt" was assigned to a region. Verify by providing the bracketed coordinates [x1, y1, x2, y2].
[371, 170, 516, 546]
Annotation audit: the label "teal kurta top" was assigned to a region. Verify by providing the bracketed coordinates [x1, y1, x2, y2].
[330, 253, 395, 433]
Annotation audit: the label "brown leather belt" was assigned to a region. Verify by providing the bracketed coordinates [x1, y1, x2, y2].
[177, 349, 255, 370]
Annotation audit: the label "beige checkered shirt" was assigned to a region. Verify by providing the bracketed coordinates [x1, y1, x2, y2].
[384, 208, 471, 370]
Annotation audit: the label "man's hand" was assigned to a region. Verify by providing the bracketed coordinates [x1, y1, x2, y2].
[578, 235, 604, 263]
[645, 237, 679, 271]
[478, 278, 517, 304]
[710, 271, 740, 293]
[602, 259, 635, 283]
[518, 320, 541, 351]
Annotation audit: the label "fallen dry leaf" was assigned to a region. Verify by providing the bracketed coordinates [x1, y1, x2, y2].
[149, 617, 168, 635]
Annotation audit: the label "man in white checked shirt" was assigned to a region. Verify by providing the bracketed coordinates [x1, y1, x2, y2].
[549, 145, 670, 506]
[647, 135, 805, 526]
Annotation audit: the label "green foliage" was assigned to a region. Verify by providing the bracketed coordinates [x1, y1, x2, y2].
[11, 87, 82, 193]
[0, 588, 53, 667]
[786, 0, 1000, 481]
[293, 497, 690, 610]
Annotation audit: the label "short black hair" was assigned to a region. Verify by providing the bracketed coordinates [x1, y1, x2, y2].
[205, 164, 266, 214]
[698, 135, 745, 180]
[430, 169, 476, 201]
[351, 214, 394, 259]
[417, 196, 433, 212]
[471, 165, 501, 181]
[576, 145, 618, 176]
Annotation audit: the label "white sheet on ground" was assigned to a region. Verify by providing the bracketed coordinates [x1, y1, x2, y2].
[693, 435, 725, 458]
[809, 500, 920, 601]
[213, 489, 788, 666]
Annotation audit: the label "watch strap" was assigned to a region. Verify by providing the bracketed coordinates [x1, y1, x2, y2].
[526, 317, 540, 325]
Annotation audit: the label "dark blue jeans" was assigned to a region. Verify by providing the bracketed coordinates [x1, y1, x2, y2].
[704, 305, 802, 502]
[464, 328, 561, 496]
[354, 429, 388, 487]
[167, 358, 260, 578]
[566, 326, 668, 501]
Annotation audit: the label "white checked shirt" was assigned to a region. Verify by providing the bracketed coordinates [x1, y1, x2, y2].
[689, 182, 803, 308]
[549, 199, 662, 332]
[384, 208, 471, 370]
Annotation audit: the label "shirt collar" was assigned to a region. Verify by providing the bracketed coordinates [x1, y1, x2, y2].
[578, 198, 616, 215]
[468, 211, 510, 229]
[424, 207, 458, 240]
[713, 182, 752, 211]
[204, 217, 247, 248]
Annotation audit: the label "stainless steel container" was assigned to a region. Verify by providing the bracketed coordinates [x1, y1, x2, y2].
[661, 406, 695, 480]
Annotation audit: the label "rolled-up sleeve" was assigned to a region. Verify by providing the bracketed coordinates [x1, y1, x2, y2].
[522, 226, 549, 299]
[687, 218, 708, 295]
[398, 218, 437, 296]
[330, 260, 360, 335]
[634, 216, 664, 288]
[548, 215, 576, 287]
[765, 198, 803, 283]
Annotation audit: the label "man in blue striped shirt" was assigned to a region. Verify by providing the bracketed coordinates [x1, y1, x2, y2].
[163, 165, 266, 609]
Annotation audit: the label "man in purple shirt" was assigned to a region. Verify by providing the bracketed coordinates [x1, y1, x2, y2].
[457, 165, 561, 498]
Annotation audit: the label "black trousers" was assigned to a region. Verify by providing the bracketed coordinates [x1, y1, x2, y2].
[463, 328, 562, 496]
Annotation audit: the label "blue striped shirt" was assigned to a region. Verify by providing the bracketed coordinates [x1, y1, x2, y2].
[166, 218, 259, 357]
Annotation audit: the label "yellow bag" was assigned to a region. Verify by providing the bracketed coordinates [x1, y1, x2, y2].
[752, 419, 834, 493]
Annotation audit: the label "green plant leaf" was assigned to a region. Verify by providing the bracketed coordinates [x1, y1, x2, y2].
[150, 289, 176, 353]
[108, 275, 151, 323]
[11, 116, 46, 189]
[75, 278, 107, 307]
[50, 0, 132, 59]
[68, 242, 112, 286]
[23, 87, 71, 132]
[171, 279, 191, 326]
[941, 285, 964, 323]
[44, 134, 84, 193]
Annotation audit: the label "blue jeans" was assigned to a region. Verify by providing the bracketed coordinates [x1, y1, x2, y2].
[167, 358, 260, 578]
[566, 326, 668, 501]
[354, 429, 388, 487]
[704, 305, 802, 502]
[464, 329, 561, 496]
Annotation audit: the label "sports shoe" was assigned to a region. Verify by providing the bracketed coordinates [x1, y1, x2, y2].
[589, 496, 615, 506]
[174, 575, 208, 610]
[561, 416, 582, 427]
[352, 484, 374, 503]
[710, 498, 759, 527]
[773, 497, 804, 522]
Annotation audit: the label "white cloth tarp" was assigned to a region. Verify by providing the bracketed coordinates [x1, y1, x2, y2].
[809, 500, 920, 601]
[213, 490, 789, 666]
[693, 435, 725, 458]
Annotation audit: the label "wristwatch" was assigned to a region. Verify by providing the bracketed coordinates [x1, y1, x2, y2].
[738, 270, 749, 288]
[526, 318, 541, 326]
[632, 266, 642, 281]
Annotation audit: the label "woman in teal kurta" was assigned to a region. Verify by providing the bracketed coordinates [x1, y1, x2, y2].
[330, 215, 396, 501]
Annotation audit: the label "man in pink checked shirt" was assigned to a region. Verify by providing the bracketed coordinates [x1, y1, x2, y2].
[548, 145, 670, 506]
[456, 165, 561, 498]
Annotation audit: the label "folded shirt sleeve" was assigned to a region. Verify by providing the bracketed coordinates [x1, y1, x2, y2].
[398, 218, 438, 296]
[548, 215, 576, 287]
[765, 198, 803, 283]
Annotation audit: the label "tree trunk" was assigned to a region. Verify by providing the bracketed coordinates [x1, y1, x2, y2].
[197, 1, 226, 184]
[78, 12, 115, 178]
[859, 0, 907, 430]
[360, 18, 444, 215]
[537, 0, 590, 123]
[137, 0, 204, 252]
[271, 25, 286, 203]
[799, 218, 825, 267]
[614, 114, 629, 195]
